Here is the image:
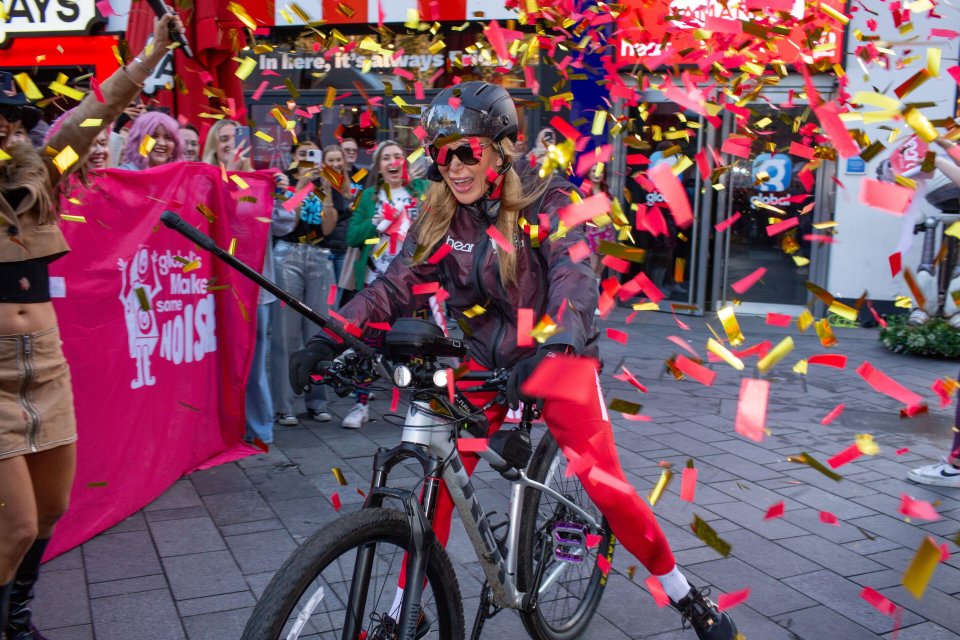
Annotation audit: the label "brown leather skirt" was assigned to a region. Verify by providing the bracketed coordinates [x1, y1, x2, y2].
[0, 327, 77, 460]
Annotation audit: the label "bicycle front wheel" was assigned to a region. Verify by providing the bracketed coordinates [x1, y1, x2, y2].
[242, 508, 464, 640]
[517, 431, 616, 640]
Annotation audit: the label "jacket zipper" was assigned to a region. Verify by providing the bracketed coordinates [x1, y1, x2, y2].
[473, 224, 506, 369]
[20, 335, 42, 452]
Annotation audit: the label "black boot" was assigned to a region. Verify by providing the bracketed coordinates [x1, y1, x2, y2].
[1, 580, 12, 631]
[6, 538, 49, 640]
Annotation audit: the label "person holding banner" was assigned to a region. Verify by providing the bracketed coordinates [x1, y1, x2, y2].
[0, 12, 185, 637]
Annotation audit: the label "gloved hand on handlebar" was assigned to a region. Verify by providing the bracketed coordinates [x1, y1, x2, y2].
[505, 344, 570, 410]
[289, 337, 342, 395]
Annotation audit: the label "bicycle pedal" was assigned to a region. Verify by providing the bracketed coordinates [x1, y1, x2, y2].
[552, 522, 588, 564]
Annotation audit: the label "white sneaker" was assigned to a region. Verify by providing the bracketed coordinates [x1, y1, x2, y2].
[276, 412, 299, 426]
[907, 458, 960, 487]
[342, 403, 369, 429]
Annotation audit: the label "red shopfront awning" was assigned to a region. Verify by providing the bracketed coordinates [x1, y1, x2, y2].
[0, 35, 121, 81]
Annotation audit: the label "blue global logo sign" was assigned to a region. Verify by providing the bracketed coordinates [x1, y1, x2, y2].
[752, 153, 792, 192]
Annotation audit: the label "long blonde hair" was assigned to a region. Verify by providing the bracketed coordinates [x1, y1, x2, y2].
[414, 138, 550, 286]
[202, 119, 252, 170]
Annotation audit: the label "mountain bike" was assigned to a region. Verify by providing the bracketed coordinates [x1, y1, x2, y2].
[159, 212, 615, 640]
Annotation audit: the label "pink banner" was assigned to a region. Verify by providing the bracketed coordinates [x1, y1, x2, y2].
[46, 163, 273, 559]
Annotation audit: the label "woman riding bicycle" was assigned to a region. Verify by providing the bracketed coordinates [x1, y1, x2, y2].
[289, 81, 736, 640]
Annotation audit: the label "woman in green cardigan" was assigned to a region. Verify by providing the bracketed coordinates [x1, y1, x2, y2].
[342, 140, 428, 428]
[346, 140, 429, 292]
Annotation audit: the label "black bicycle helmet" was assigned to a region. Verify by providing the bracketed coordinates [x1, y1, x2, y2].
[422, 81, 519, 146]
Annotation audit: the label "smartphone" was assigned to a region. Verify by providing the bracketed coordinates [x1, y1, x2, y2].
[542, 130, 554, 145]
[234, 125, 251, 149]
[306, 148, 323, 164]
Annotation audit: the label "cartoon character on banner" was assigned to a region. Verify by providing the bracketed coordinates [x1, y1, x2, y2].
[118, 247, 163, 388]
[879, 136, 960, 328]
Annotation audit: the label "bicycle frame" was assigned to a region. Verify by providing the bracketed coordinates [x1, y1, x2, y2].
[354, 392, 602, 640]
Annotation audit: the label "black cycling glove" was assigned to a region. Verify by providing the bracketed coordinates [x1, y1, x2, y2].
[289, 337, 342, 395]
[505, 344, 569, 410]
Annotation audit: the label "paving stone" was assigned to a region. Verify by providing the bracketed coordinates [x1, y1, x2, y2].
[90, 589, 186, 640]
[202, 490, 276, 526]
[782, 467, 878, 498]
[41, 547, 84, 572]
[218, 518, 285, 537]
[32, 568, 90, 628]
[224, 528, 298, 575]
[591, 574, 686, 637]
[866, 547, 960, 595]
[779, 506, 869, 544]
[268, 496, 340, 538]
[879, 585, 960, 634]
[709, 438, 786, 465]
[700, 500, 809, 540]
[885, 621, 960, 640]
[847, 513, 950, 550]
[149, 516, 226, 557]
[82, 530, 163, 583]
[87, 574, 169, 599]
[144, 506, 212, 524]
[41, 625, 94, 640]
[144, 479, 203, 512]
[101, 511, 148, 535]
[182, 607, 255, 640]
[782, 570, 921, 634]
[773, 605, 882, 640]
[683, 557, 816, 617]
[161, 551, 248, 601]
[776, 534, 886, 576]
[247, 466, 326, 501]
[697, 453, 785, 481]
[721, 529, 820, 579]
[175, 591, 256, 617]
[777, 484, 880, 520]
[188, 465, 255, 496]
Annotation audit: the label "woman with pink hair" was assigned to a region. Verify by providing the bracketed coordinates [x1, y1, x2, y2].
[118, 110, 183, 170]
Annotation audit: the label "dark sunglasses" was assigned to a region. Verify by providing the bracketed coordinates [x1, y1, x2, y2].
[428, 142, 490, 167]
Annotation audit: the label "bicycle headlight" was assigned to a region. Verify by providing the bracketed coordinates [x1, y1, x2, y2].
[393, 364, 413, 388]
[432, 369, 449, 388]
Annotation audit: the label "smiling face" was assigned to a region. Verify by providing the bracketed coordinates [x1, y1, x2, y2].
[215, 123, 237, 166]
[148, 125, 176, 167]
[378, 144, 406, 188]
[436, 137, 499, 205]
[294, 141, 318, 163]
[324, 149, 344, 173]
[88, 129, 110, 169]
[0, 110, 21, 151]
[179, 127, 199, 161]
[341, 139, 359, 165]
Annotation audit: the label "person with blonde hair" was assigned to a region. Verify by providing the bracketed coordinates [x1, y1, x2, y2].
[201, 118, 252, 171]
[289, 81, 737, 640]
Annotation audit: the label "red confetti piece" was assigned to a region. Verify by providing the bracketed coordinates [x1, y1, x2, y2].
[766, 313, 793, 327]
[680, 467, 698, 502]
[412, 282, 441, 296]
[808, 354, 848, 368]
[856, 362, 924, 410]
[558, 192, 612, 227]
[548, 115, 583, 142]
[613, 366, 648, 393]
[521, 356, 599, 406]
[861, 587, 896, 616]
[365, 322, 392, 331]
[606, 328, 628, 344]
[735, 379, 769, 442]
[820, 511, 840, 526]
[390, 387, 400, 412]
[859, 179, 914, 216]
[764, 501, 785, 520]
[766, 217, 799, 236]
[596, 554, 612, 576]
[820, 403, 845, 425]
[813, 102, 859, 158]
[899, 494, 940, 521]
[90, 77, 105, 103]
[649, 163, 693, 228]
[714, 212, 741, 233]
[730, 267, 767, 294]
[888, 252, 902, 277]
[485, 225, 514, 254]
[896, 448, 909, 456]
[932, 379, 956, 408]
[601, 255, 631, 274]
[282, 184, 313, 211]
[517, 308, 534, 348]
[457, 438, 488, 453]
[645, 576, 671, 608]
[326, 285, 337, 307]
[331, 493, 341, 512]
[427, 243, 452, 264]
[446, 367, 455, 404]
[568, 241, 591, 263]
[788, 141, 815, 159]
[674, 355, 716, 386]
[586, 533, 602, 549]
[716, 588, 751, 612]
[827, 443, 863, 469]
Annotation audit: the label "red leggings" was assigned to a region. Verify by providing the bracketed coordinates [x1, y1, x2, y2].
[424, 361, 676, 576]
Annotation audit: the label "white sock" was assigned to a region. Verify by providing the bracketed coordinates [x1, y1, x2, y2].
[657, 565, 692, 603]
[389, 586, 405, 619]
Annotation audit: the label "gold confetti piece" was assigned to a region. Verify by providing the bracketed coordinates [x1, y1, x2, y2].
[903, 107, 939, 143]
[227, 1, 257, 29]
[235, 57, 257, 81]
[87, 481, 108, 488]
[717, 306, 745, 347]
[404, 7, 420, 29]
[352, 168, 368, 184]
[197, 204, 216, 223]
[230, 175, 250, 190]
[706, 338, 744, 371]
[945, 222, 960, 239]
[177, 400, 201, 412]
[903, 536, 940, 599]
[324, 86, 337, 109]
[626, 565, 637, 581]
[793, 359, 808, 375]
[829, 301, 858, 323]
[53, 146, 79, 173]
[79, 118, 104, 128]
[255, 131, 274, 143]
[332, 467, 347, 486]
[228, 238, 237, 256]
[691, 514, 731, 557]
[134, 287, 151, 311]
[927, 48, 941, 76]
[13, 73, 43, 100]
[407, 147, 425, 164]
[855, 434, 880, 456]
[609, 398, 642, 414]
[0, 150, 10, 161]
[591, 110, 606, 136]
[648, 469, 673, 507]
[372, 240, 389, 260]
[183, 261, 201, 273]
[757, 337, 794, 373]
[797, 309, 814, 332]
[60, 214, 86, 223]
[139, 134, 156, 157]
[788, 452, 842, 482]
[531, 314, 561, 343]
[270, 108, 291, 130]
[428, 40, 446, 54]
[48, 81, 84, 101]
[815, 319, 838, 348]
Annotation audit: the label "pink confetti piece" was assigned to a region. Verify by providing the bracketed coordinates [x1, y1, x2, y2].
[820, 511, 840, 526]
[613, 366, 648, 393]
[808, 354, 848, 368]
[331, 493, 341, 512]
[859, 179, 914, 216]
[674, 355, 716, 386]
[606, 328, 628, 344]
[517, 308, 534, 348]
[596, 554, 611, 576]
[766, 217, 800, 236]
[568, 241, 591, 263]
[667, 335, 701, 359]
[820, 403, 845, 425]
[252, 81, 269, 101]
[427, 243, 452, 265]
[856, 362, 925, 410]
[680, 467, 698, 502]
[412, 282, 441, 296]
[827, 443, 863, 469]
[649, 163, 694, 228]
[390, 387, 400, 412]
[326, 285, 337, 307]
[586, 533, 603, 549]
[731, 267, 767, 294]
[861, 587, 896, 616]
[899, 494, 940, 521]
[766, 313, 793, 327]
[485, 225, 514, 253]
[457, 438, 488, 453]
[645, 576, 671, 607]
[717, 588, 751, 612]
[896, 448, 909, 456]
[764, 501, 785, 520]
[736, 379, 769, 442]
[814, 102, 859, 158]
[558, 192, 612, 227]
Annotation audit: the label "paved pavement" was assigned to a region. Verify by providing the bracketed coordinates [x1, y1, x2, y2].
[30, 309, 960, 640]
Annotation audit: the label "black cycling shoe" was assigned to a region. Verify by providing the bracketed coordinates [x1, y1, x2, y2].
[673, 587, 738, 640]
[367, 609, 432, 640]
